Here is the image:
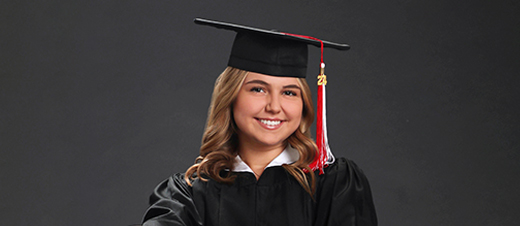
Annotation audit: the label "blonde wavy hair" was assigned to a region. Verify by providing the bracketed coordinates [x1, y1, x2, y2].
[185, 67, 318, 195]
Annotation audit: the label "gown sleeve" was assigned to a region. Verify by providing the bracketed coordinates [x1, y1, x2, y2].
[142, 173, 203, 226]
[314, 158, 378, 226]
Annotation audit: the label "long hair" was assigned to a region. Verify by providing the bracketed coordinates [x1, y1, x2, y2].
[185, 67, 317, 195]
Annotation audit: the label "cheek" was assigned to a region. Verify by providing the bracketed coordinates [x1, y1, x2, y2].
[284, 100, 304, 120]
[232, 101, 247, 132]
[233, 94, 261, 120]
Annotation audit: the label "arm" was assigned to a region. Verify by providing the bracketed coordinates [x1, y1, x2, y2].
[142, 174, 203, 226]
[314, 158, 378, 226]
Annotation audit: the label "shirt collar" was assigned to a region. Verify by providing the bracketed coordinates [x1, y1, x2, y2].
[232, 145, 300, 173]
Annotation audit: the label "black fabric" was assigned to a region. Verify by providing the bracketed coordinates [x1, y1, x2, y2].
[194, 17, 350, 78]
[228, 32, 308, 78]
[142, 157, 377, 226]
[194, 18, 350, 50]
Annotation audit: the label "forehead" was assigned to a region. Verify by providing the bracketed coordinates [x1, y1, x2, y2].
[243, 72, 301, 86]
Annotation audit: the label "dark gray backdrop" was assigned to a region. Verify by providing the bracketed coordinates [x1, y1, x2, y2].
[1, 1, 519, 225]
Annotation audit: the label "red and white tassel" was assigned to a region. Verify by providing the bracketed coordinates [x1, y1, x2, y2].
[309, 63, 335, 174]
[281, 32, 335, 174]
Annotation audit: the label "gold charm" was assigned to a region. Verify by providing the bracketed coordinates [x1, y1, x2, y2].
[317, 74, 327, 86]
[317, 63, 327, 86]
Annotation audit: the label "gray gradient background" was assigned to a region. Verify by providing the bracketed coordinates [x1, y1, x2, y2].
[1, 1, 519, 225]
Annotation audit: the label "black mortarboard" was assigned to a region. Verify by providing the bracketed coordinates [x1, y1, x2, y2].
[194, 17, 349, 78]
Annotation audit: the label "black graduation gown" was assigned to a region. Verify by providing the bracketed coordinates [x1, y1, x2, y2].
[142, 157, 377, 226]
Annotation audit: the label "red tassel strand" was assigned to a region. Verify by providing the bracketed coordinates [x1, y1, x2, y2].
[282, 33, 335, 174]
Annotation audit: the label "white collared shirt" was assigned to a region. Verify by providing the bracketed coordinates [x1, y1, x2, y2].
[232, 145, 300, 173]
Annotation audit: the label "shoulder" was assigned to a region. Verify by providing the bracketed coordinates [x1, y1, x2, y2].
[147, 173, 192, 205]
[314, 157, 378, 225]
[317, 157, 373, 196]
[315, 157, 373, 192]
[320, 157, 370, 181]
[142, 173, 203, 225]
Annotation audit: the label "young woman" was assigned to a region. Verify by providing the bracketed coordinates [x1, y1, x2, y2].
[142, 18, 377, 226]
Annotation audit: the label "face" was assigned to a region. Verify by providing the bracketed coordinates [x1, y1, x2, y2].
[233, 72, 303, 149]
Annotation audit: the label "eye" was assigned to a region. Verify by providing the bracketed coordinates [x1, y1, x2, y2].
[250, 87, 265, 93]
[283, 90, 298, 96]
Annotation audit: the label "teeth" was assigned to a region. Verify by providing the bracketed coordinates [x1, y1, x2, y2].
[260, 119, 281, 126]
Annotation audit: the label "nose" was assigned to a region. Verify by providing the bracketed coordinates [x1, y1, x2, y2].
[265, 94, 281, 114]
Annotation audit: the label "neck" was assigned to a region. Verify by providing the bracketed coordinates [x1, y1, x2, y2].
[238, 142, 286, 179]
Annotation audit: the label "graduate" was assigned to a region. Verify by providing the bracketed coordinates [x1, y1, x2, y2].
[142, 18, 377, 226]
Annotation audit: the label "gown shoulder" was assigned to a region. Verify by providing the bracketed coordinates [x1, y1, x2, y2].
[314, 157, 378, 226]
[142, 173, 203, 226]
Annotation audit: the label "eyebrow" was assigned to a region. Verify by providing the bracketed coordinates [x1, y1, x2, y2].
[244, 80, 269, 86]
[283, 84, 302, 90]
[244, 80, 301, 90]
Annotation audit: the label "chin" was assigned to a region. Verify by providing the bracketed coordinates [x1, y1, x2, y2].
[253, 136, 289, 148]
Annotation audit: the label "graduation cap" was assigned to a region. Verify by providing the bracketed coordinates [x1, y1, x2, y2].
[195, 17, 350, 173]
[194, 17, 349, 78]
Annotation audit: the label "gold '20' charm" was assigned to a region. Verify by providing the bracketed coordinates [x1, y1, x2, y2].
[317, 74, 327, 86]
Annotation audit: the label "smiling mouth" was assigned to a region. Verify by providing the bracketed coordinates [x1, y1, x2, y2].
[259, 119, 282, 126]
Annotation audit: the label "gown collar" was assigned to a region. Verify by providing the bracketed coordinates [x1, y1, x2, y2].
[232, 145, 300, 173]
